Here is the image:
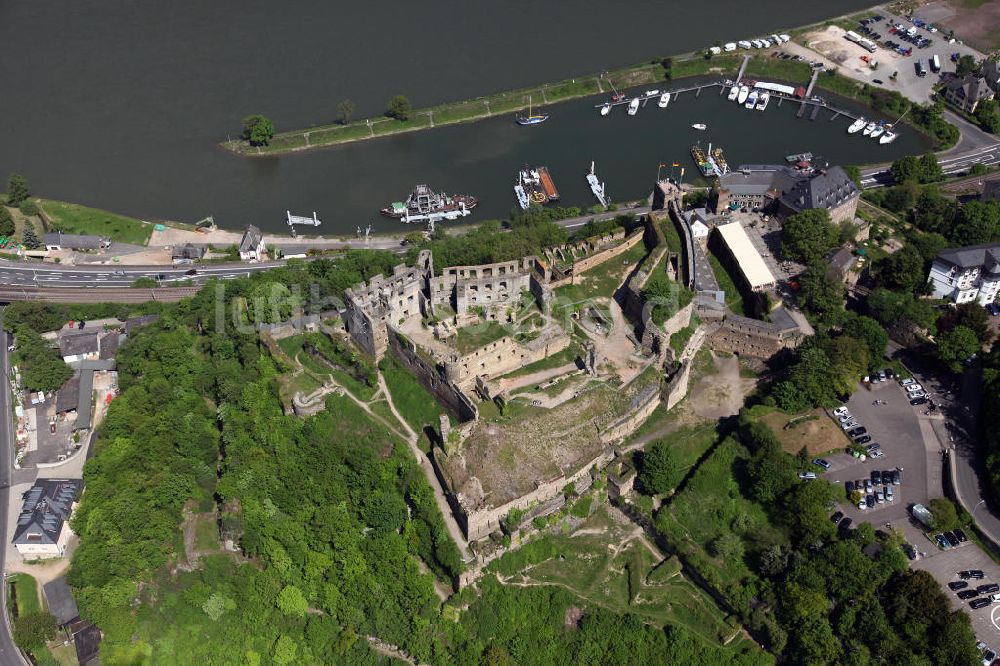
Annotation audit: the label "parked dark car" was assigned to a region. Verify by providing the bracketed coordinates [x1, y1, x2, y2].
[977, 583, 1000, 594]
[830, 511, 844, 524]
[970, 598, 991, 609]
[954, 529, 968, 543]
[845, 481, 855, 495]
[958, 589, 980, 599]
[855, 435, 872, 445]
[949, 581, 969, 591]
[848, 427, 867, 437]
[873, 78, 884, 84]
[839, 517, 853, 531]
[871, 470, 882, 485]
[910, 397, 928, 406]
[960, 570, 985, 579]
[944, 532, 960, 547]
[903, 543, 917, 560]
[892, 470, 901, 485]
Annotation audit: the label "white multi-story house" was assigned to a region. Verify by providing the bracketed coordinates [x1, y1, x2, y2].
[927, 243, 1000, 306]
[12, 479, 81, 560]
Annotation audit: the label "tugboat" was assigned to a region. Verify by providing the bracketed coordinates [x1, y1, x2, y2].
[381, 185, 478, 224]
[515, 95, 549, 126]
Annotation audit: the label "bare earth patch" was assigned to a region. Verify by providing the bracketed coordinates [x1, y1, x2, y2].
[757, 408, 848, 456]
[689, 353, 755, 420]
[922, 0, 1000, 53]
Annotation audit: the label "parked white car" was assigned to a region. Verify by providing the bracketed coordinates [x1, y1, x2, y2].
[906, 383, 924, 393]
[901, 377, 916, 386]
[833, 406, 850, 416]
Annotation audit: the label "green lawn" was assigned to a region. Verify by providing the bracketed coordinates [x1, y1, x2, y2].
[193, 515, 219, 552]
[38, 198, 152, 245]
[452, 320, 511, 355]
[10, 573, 40, 616]
[276, 333, 377, 401]
[555, 240, 648, 304]
[379, 355, 446, 441]
[489, 505, 746, 648]
[706, 252, 746, 317]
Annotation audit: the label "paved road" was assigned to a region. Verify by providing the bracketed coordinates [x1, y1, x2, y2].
[0, 324, 28, 666]
[860, 111, 1000, 189]
[0, 259, 289, 288]
[0, 286, 201, 304]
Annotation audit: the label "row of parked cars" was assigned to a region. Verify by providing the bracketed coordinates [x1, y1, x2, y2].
[846, 469, 901, 510]
[949, 571, 998, 610]
[936, 528, 970, 551]
[900, 377, 930, 405]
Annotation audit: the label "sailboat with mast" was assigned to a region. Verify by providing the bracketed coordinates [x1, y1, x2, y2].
[516, 95, 549, 126]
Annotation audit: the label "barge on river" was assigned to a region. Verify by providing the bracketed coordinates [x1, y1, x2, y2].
[381, 184, 478, 224]
[514, 166, 560, 210]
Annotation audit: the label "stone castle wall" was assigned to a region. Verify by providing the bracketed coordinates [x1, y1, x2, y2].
[569, 229, 645, 283]
[386, 327, 479, 422]
[445, 329, 571, 387]
[708, 313, 802, 359]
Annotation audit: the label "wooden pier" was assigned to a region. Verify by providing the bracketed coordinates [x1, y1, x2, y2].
[587, 65, 872, 134]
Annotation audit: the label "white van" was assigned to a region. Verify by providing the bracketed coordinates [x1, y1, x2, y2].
[710, 46, 722, 55]
[738, 40, 752, 49]
[724, 42, 737, 52]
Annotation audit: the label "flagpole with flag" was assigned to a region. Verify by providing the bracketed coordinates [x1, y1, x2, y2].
[657, 162, 667, 182]
[670, 161, 680, 182]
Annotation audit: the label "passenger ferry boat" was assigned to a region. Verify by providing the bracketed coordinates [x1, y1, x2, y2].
[381, 185, 478, 223]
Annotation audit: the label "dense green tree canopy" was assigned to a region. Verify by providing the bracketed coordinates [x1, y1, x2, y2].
[242, 114, 274, 146]
[639, 440, 681, 495]
[782, 209, 839, 265]
[387, 95, 412, 121]
[0, 206, 13, 237]
[6, 172, 29, 207]
[13, 325, 71, 392]
[937, 325, 979, 372]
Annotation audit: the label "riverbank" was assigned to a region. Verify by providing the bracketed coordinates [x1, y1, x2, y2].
[222, 49, 954, 158]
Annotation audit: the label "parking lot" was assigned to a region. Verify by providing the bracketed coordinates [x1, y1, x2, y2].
[821, 377, 938, 525]
[793, 9, 986, 107]
[909, 528, 1000, 647]
[817, 369, 1000, 647]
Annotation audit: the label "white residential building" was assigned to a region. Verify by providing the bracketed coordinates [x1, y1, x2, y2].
[927, 243, 1000, 306]
[12, 479, 81, 560]
[239, 225, 266, 261]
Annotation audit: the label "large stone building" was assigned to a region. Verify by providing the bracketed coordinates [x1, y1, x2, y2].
[942, 73, 994, 114]
[715, 164, 860, 225]
[927, 243, 1000, 306]
[344, 251, 547, 360]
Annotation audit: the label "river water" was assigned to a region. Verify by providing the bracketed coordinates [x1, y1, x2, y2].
[0, 0, 917, 235]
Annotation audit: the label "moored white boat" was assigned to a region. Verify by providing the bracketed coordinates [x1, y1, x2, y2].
[728, 85, 739, 101]
[756, 92, 769, 111]
[879, 130, 898, 144]
[744, 90, 758, 109]
[692, 123, 707, 130]
[627, 98, 640, 116]
[862, 121, 877, 136]
[870, 124, 885, 139]
[658, 92, 670, 108]
[737, 86, 749, 104]
[645, 89, 660, 97]
[847, 117, 866, 134]
[514, 184, 529, 210]
[600, 103, 611, 116]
